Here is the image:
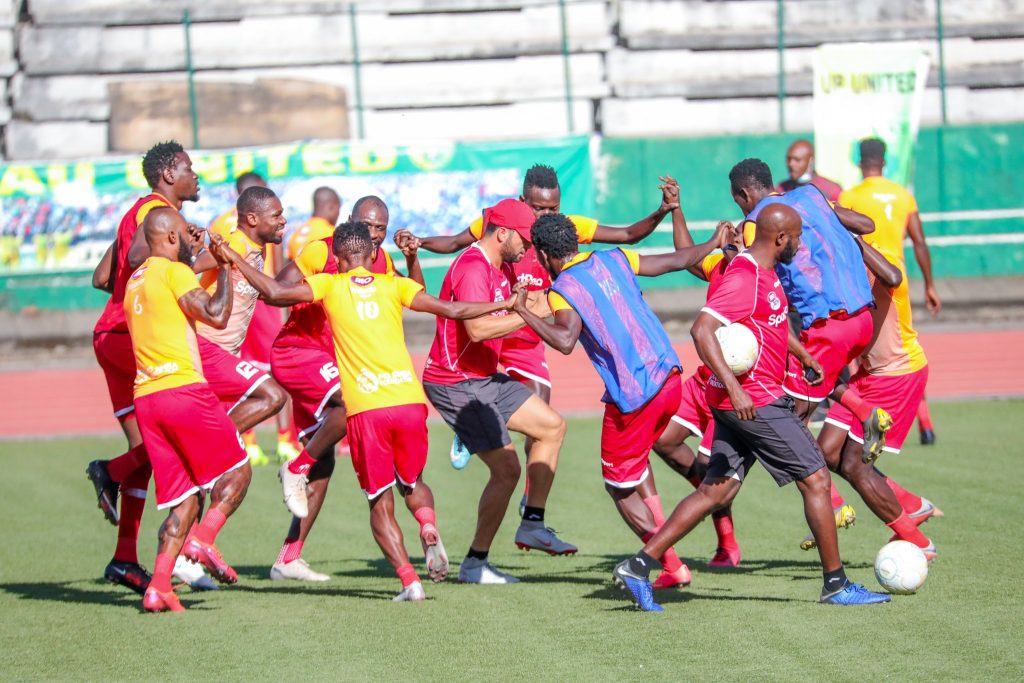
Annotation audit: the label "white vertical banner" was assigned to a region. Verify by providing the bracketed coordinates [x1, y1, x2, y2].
[813, 44, 930, 189]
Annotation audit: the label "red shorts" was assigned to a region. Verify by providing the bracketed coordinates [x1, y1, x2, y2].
[270, 343, 342, 439]
[671, 371, 714, 456]
[783, 309, 873, 403]
[824, 365, 929, 454]
[199, 336, 271, 414]
[135, 383, 248, 509]
[240, 300, 283, 371]
[346, 403, 429, 499]
[500, 337, 550, 388]
[601, 373, 682, 488]
[93, 331, 137, 419]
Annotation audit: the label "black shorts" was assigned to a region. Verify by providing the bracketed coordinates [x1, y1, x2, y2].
[423, 373, 533, 454]
[706, 397, 825, 486]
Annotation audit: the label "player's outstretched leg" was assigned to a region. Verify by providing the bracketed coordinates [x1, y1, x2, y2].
[144, 493, 202, 613]
[368, 489, 425, 602]
[507, 396, 576, 555]
[103, 463, 154, 594]
[183, 462, 253, 585]
[271, 456, 335, 582]
[611, 475, 691, 590]
[614, 477, 738, 612]
[399, 478, 448, 583]
[459, 447, 521, 584]
[795, 468, 889, 605]
[653, 423, 741, 567]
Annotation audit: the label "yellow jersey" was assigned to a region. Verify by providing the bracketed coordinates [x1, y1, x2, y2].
[287, 216, 335, 261]
[124, 257, 206, 399]
[307, 268, 426, 416]
[839, 176, 918, 266]
[862, 249, 927, 375]
[197, 228, 263, 355]
[548, 248, 641, 313]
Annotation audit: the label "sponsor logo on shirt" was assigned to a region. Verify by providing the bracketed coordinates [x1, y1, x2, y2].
[493, 288, 505, 303]
[130, 267, 147, 280]
[356, 368, 415, 394]
[137, 361, 181, 382]
[234, 278, 258, 297]
[517, 272, 545, 288]
[768, 291, 782, 311]
[351, 275, 374, 286]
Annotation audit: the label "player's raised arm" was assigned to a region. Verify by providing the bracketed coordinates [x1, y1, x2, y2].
[92, 240, 115, 292]
[636, 221, 729, 277]
[402, 227, 476, 254]
[591, 175, 678, 245]
[219, 235, 314, 307]
[906, 211, 941, 315]
[834, 204, 875, 235]
[394, 231, 426, 286]
[855, 235, 903, 289]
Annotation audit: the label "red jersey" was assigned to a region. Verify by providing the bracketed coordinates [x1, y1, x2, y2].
[423, 244, 516, 385]
[94, 193, 172, 334]
[701, 253, 789, 410]
[274, 240, 395, 351]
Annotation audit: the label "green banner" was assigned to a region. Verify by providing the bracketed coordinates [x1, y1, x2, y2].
[0, 136, 594, 276]
[812, 43, 930, 188]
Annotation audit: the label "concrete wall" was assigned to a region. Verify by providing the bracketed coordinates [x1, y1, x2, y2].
[2, 0, 1023, 159]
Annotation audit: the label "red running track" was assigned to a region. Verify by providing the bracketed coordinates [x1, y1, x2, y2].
[2, 328, 1021, 439]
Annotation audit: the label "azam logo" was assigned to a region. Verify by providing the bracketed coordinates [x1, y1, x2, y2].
[768, 291, 782, 311]
[351, 275, 374, 286]
[130, 267, 147, 279]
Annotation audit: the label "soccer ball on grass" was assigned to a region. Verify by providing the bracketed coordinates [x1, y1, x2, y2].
[874, 540, 928, 594]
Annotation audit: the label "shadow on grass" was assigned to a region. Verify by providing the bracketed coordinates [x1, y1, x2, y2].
[0, 579, 212, 611]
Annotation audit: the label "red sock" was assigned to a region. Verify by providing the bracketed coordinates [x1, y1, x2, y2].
[192, 508, 228, 546]
[837, 388, 873, 424]
[112, 465, 151, 564]
[830, 481, 845, 509]
[917, 399, 934, 431]
[277, 538, 303, 565]
[885, 477, 923, 515]
[641, 494, 666, 527]
[712, 512, 738, 550]
[150, 552, 175, 593]
[396, 563, 419, 587]
[886, 512, 931, 549]
[641, 527, 682, 572]
[287, 449, 316, 475]
[413, 507, 437, 534]
[107, 444, 148, 483]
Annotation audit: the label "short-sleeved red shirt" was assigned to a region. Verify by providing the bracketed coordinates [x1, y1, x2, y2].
[423, 244, 516, 385]
[701, 253, 789, 410]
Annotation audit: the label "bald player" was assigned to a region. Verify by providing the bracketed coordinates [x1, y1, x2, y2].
[124, 208, 253, 612]
[613, 204, 890, 611]
[86, 140, 200, 594]
[776, 139, 843, 202]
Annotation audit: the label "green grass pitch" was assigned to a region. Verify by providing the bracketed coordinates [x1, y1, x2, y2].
[1, 400, 1022, 681]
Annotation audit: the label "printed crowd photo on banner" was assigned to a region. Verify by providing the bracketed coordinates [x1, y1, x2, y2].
[0, 137, 595, 272]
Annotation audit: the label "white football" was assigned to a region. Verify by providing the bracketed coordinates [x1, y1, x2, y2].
[874, 540, 929, 594]
[714, 322, 759, 375]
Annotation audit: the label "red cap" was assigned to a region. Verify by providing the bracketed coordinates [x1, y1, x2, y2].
[482, 198, 536, 243]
